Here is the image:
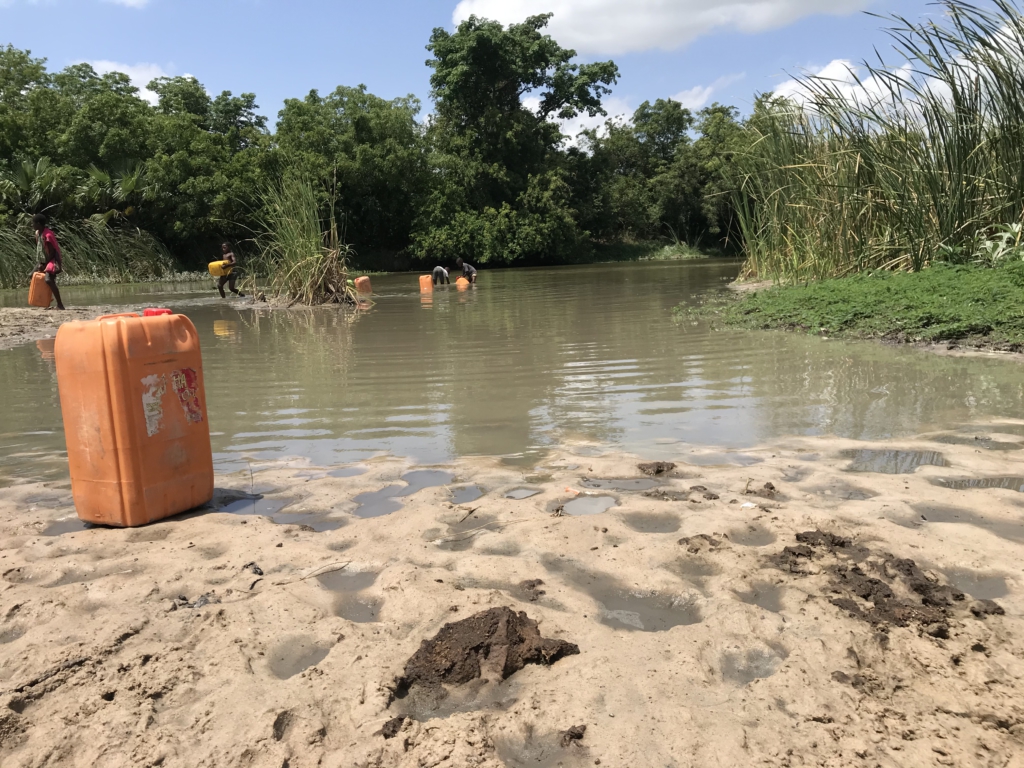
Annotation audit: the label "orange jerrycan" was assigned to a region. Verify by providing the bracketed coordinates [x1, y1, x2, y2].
[419, 275, 433, 293]
[354, 276, 372, 295]
[55, 310, 214, 527]
[456, 277, 470, 290]
[28, 272, 52, 308]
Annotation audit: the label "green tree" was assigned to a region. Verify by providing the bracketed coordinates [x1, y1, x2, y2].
[415, 13, 618, 264]
[275, 85, 427, 252]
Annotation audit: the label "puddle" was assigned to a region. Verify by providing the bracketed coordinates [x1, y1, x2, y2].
[352, 470, 455, 518]
[316, 568, 379, 593]
[267, 637, 332, 679]
[544, 556, 701, 631]
[580, 478, 661, 491]
[218, 496, 296, 516]
[941, 568, 1010, 600]
[505, 488, 541, 500]
[335, 595, 383, 623]
[932, 477, 1024, 493]
[42, 518, 97, 536]
[620, 512, 681, 534]
[562, 496, 618, 516]
[721, 647, 788, 685]
[682, 453, 762, 467]
[728, 526, 778, 547]
[932, 435, 1022, 451]
[842, 449, 947, 474]
[350, 487, 406, 518]
[450, 485, 484, 504]
[896, 503, 1024, 543]
[734, 582, 785, 613]
[328, 466, 367, 478]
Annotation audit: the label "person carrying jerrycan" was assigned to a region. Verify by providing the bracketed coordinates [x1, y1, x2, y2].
[32, 213, 66, 310]
[215, 242, 246, 299]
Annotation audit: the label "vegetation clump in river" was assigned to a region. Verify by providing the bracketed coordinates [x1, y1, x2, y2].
[705, 262, 1024, 350]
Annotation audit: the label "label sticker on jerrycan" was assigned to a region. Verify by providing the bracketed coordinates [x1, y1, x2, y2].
[140, 374, 167, 437]
[171, 368, 204, 424]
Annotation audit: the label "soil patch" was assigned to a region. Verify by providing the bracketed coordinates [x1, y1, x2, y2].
[392, 607, 579, 705]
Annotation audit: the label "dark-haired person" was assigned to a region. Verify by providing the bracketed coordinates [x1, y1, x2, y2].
[216, 242, 246, 299]
[431, 265, 450, 286]
[455, 258, 477, 284]
[32, 213, 66, 310]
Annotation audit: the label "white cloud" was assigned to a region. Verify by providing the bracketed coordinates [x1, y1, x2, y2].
[87, 60, 169, 104]
[453, 0, 872, 55]
[673, 73, 745, 110]
[773, 59, 914, 108]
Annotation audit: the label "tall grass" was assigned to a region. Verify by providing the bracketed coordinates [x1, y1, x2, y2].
[0, 220, 177, 289]
[248, 177, 357, 305]
[737, 0, 1024, 282]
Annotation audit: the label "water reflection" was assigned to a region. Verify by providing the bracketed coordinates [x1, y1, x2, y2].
[4, 261, 1024, 482]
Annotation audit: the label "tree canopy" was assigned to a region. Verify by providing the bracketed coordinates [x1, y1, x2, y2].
[0, 18, 749, 273]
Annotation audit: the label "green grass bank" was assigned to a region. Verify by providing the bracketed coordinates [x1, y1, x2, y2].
[703, 262, 1024, 351]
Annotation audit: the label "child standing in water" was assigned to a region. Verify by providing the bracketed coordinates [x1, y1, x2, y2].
[216, 242, 246, 299]
[455, 258, 477, 284]
[32, 213, 66, 310]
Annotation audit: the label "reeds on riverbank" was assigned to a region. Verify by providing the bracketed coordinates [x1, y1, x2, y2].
[0, 220, 178, 289]
[248, 177, 357, 305]
[737, 0, 1024, 282]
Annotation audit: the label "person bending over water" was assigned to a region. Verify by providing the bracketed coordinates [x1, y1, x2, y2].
[32, 213, 66, 310]
[456, 258, 477, 284]
[216, 242, 246, 299]
[432, 265, 450, 286]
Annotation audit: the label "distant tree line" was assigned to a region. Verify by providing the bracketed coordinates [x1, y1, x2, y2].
[0, 14, 747, 272]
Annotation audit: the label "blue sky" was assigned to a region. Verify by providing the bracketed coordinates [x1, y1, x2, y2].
[0, 0, 947, 127]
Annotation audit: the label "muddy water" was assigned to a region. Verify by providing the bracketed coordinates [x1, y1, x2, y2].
[4, 261, 1024, 483]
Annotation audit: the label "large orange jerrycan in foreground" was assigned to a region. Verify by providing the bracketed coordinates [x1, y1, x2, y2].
[55, 311, 214, 527]
[28, 272, 52, 308]
[419, 275, 433, 293]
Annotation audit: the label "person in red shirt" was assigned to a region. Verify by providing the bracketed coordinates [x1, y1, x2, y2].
[32, 213, 66, 310]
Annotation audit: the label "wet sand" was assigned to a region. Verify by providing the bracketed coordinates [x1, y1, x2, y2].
[1, 432, 1023, 767]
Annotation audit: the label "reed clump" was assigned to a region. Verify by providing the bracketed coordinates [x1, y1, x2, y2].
[737, 0, 1024, 282]
[249, 177, 357, 305]
[0, 220, 177, 289]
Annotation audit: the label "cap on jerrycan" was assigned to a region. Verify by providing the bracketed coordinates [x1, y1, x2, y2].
[143, 308, 173, 317]
[55, 311, 214, 527]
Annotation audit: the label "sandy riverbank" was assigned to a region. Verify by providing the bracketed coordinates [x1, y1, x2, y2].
[1, 432, 1022, 767]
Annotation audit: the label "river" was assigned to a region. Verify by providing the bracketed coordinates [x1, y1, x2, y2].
[2, 259, 1023, 485]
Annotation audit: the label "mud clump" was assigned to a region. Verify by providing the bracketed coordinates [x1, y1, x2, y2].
[745, 482, 779, 500]
[392, 607, 579, 703]
[775, 530, 999, 628]
[381, 716, 406, 739]
[638, 462, 675, 476]
[561, 724, 587, 748]
[795, 531, 851, 550]
[516, 579, 546, 602]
